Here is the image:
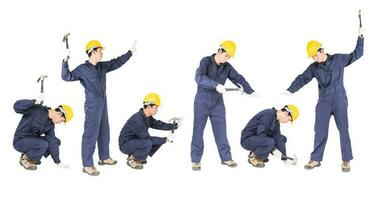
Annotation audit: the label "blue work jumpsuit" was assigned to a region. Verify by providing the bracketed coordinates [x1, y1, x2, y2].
[13, 99, 61, 164]
[62, 50, 132, 167]
[191, 54, 254, 162]
[240, 108, 287, 159]
[119, 109, 176, 161]
[287, 37, 364, 161]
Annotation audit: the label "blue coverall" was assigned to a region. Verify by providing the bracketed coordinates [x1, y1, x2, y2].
[62, 51, 132, 167]
[191, 54, 254, 163]
[119, 109, 176, 161]
[240, 108, 287, 159]
[13, 99, 61, 164]
[287, 37, 364, 161]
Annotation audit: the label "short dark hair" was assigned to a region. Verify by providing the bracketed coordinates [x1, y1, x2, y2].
[218, 48, 226, 53]
[143, 104, 156, 109]
[86, 47, 99, 57]
[281, 106, 292, 119]
[54, 107, 67, 122]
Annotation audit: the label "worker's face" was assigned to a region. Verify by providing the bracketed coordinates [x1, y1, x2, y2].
[278, 111, 291, 124]
[148, 105, 159, 116]
[51, 111, 66, 124]
[93, 48, 103, 60]
[219, 51, 230, 63]
[312, 49, 325, 62]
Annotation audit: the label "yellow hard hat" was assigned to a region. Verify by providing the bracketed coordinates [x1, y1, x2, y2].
[143, 93, 161, 106]
[85, 40, 105, 53]
[58, 104, 74, 123]
[220, 40, 236, 58]
[306, 40, 321, 58]
[285, 104, 299, 123]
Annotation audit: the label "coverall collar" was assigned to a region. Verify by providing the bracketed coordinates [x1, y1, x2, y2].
[139, 108, 150, 119]
[211, 53, 223, 67]
[139, 108, 151, 127]
[315, 54, 333, 67]
[85, 60, 97, 67]
[85, 60, 99, 71]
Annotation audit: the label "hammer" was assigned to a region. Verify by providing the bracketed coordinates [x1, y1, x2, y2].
[359, 9, 362, 28]
[282, 154, 298, 166]
[226, 83, 244, 95]
[37, 75, 48, 93]
[36, 75, 48, 105]
[168, 117, 181, 143]
[62, 33, 70, 60]
[226, 88, 240, 91]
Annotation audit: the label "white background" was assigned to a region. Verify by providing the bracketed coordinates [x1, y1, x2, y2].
[0, 0, 370, 199]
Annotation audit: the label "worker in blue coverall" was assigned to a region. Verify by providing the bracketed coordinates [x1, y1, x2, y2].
[13, 99, 73, 170]
[62, 39, 137, 176]
[191, 40, 258, 171]
[283, 27, 364, 172]
[240, 105, 299, 168]
[119, 93, 182, 169]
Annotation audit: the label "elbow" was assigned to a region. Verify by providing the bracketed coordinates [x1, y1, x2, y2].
[195, 75, 201, 85]
[61, 73, 72, 81]
[61, 75, 68, 81]
[359, 50, 364, 58]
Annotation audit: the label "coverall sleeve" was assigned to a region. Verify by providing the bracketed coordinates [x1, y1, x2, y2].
[195, 57, 220, 89]
[227, 65, 255, 94]
[256, 123, 269, 137]
[44, 129, 61, 163]
[287, 65, 314, 93]
[13, 99, 37, 114]
[338, 36, 364, 68]
[271, 129, 287, 157]
[149, 117, 175, 131]
[100, 50, 132, 73]
[61, 61, 81, 81]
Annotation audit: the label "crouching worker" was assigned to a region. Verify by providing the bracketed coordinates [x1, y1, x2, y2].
[240, 105, 299, 168]
[119, 93, 182, 169]
[13, 99, 73, 170]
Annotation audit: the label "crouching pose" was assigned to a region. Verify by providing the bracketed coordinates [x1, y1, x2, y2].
[13, 99, 73, 170]
[119, 93, 182, 169]
[240, 105, 299, 168]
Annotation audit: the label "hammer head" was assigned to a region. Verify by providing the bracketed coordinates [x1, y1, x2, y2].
[37, 75, 48, 83]
[169, 117, 181, 123]
[286, 154, 298, 166]
[62, 33, 70, 42]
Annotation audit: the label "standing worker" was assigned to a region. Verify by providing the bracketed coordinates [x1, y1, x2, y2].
[13, 99, 73, 170]
[191, 40, 257, 171]
[62, 39, 137, 176]
[283, 24, 364, 172]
